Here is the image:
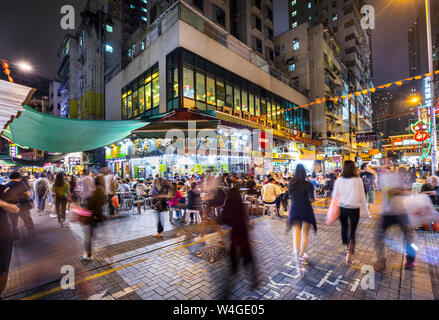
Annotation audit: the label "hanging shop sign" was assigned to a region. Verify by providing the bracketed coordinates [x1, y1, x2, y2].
[410, 119, 431, 134]
[68, 157, 81, 166]
[9, 143, 17, 157]
[355, 132, 377, 143]
[413, 131, 430, 142]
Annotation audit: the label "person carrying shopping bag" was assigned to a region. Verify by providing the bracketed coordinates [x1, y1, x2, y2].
[287, 164, 317, 264]
[332, 160, 369, 266]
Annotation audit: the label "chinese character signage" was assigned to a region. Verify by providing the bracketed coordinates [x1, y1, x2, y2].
[355, 132, 377, 143]
[9, 144, 17, 158]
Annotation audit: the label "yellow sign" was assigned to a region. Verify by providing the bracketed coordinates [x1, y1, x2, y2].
[299, 149, 315, 161]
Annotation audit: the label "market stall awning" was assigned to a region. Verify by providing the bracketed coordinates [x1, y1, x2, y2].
[0, 79, 35, 132]
[6, 105, 148, 153]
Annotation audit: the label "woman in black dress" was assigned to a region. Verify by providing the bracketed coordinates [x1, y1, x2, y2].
[288, 164, 317, 264]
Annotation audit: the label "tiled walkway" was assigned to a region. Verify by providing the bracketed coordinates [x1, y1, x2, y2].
[2, 202, 439, 300]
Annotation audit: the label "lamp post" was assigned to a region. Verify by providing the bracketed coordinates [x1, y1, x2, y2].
[0, 58, 33, 83]
[425, 0, 437, 175]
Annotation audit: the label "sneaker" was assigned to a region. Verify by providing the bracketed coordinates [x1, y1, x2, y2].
[49, 214, 57, 218]
[298, 253, 309, 264]
[81, 255, 93, 262]
[404, 262, 415, 270]
[153, 233, 163, 238]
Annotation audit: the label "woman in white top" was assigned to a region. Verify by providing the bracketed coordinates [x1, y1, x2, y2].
[332, 160, 369, 266]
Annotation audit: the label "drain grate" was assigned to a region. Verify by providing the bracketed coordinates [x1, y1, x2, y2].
[193, 245, 228, 263]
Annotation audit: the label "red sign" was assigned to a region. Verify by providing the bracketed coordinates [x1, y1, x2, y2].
[259, 131, 268, 149]
[414, 132, 429, 142]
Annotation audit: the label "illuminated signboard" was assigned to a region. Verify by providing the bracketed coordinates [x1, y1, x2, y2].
[424, 76, 431, 107]
[9, 144, 17, 157]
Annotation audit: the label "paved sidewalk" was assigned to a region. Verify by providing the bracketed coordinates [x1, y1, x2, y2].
[2, 204, 439, 300]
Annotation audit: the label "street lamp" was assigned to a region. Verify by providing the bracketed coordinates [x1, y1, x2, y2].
[16, 62, 33, 72]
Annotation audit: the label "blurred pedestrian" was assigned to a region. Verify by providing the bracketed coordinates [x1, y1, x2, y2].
[81, 175, 106, 262]
[376, 168, 416, 270]
[151, 179, 171, 238]
[0, 186, 20, 297]
[4, 172, 35, 242]
[287, 164, 317, 263]
[332, 160, 369, 266]
[360, 164, 375, 218]
[53, 172, 70, 227]
[34, 173, 49, 215]
[222, 187, 257, 299]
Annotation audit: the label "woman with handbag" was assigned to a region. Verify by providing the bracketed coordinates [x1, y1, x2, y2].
[287, 164, 317, 264]
[332, 160, 369, 266]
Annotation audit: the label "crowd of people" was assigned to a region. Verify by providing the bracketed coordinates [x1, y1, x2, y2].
[1, 160, 438, 298]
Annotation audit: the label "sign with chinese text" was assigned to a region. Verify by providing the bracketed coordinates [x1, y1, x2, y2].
[9, 144, 17, 157]
[355, 132, 377, 143]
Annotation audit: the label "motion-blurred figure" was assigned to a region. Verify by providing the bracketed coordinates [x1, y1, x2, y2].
[0, 185, 20, 297]
[222, 187, 257, 299]
[34, 173, 49, 215]
[81, 175, 106, 262]
[376, 167, 416, 270]
[5, 172, 35, 242]
[151, 178, 172, 238]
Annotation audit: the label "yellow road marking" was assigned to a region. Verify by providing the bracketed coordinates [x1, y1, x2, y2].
[21, 216, 271, 300]
[22, 257, 148, 300]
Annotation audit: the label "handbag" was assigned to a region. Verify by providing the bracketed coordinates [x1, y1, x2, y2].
[326, 198, 340, 225]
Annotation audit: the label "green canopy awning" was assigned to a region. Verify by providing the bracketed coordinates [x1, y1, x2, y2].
[8, 106, 148, 153]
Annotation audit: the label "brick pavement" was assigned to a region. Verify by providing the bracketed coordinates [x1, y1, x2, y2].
[2, 201, 439, 300]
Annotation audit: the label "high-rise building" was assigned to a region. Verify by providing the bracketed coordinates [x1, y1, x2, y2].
[278, 0, 373, 164]
[274, 23, 356, 165]
[108, 0, 149, 42]
[104, 1, 320, 176]
[55, 0, 122, 119]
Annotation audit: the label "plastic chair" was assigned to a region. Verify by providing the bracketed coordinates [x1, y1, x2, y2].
[185, 209, 202, 225]
[263, 203, 278, 217]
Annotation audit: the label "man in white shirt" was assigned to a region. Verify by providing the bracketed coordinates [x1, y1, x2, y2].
[103, 168, 117, 215]
[261, 178, 281, 217]
[80, 169, 95, 203]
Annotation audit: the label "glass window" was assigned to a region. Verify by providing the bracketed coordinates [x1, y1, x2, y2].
[234, 87, 241, 112]
[206, 76, 215, 105]
[173, 68, 178, 99]
[133, 89, 139, 117]
[249, 93, 254, 115]
[216, 81, 225, 107]
[225, 84, 233, 108]
[242, 90, 248, 112]
[196, 72, 206, 101]
[292, 21, 297, 29]
[292, 11, 297, 17]
[261, 98, 266, 116]
[139, 87, 145, 114]
[293, 39, 299, 50]
[183, 66, 194, 99]
[308, 2, 311, 8]
[289, 63, 295, 71]
[105, 44, 113, 53]
[122, 98, 127, 119]
[106, 25, 113, 33]
[127, 94, 133, 119]
[267, 100, 271, 122]
[291, 0, 296, 6]
[152, 76, 159, 108]
[255, 95, 260, 116]
[145, 82, 152, 111]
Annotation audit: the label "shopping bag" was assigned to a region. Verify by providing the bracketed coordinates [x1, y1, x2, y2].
[112, 195, 119, 208]
[403, 194, 437, 227]
[326, 198, 340, 225]
[70, 205, 92, 224]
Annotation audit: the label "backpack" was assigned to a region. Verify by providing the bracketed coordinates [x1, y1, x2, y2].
[362, 174, 373, 192]
[36, 179, 48, 197]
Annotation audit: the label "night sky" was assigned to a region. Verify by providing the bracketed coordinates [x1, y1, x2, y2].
[0, 0, 422, 85]
[273, 0, 421, 85]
